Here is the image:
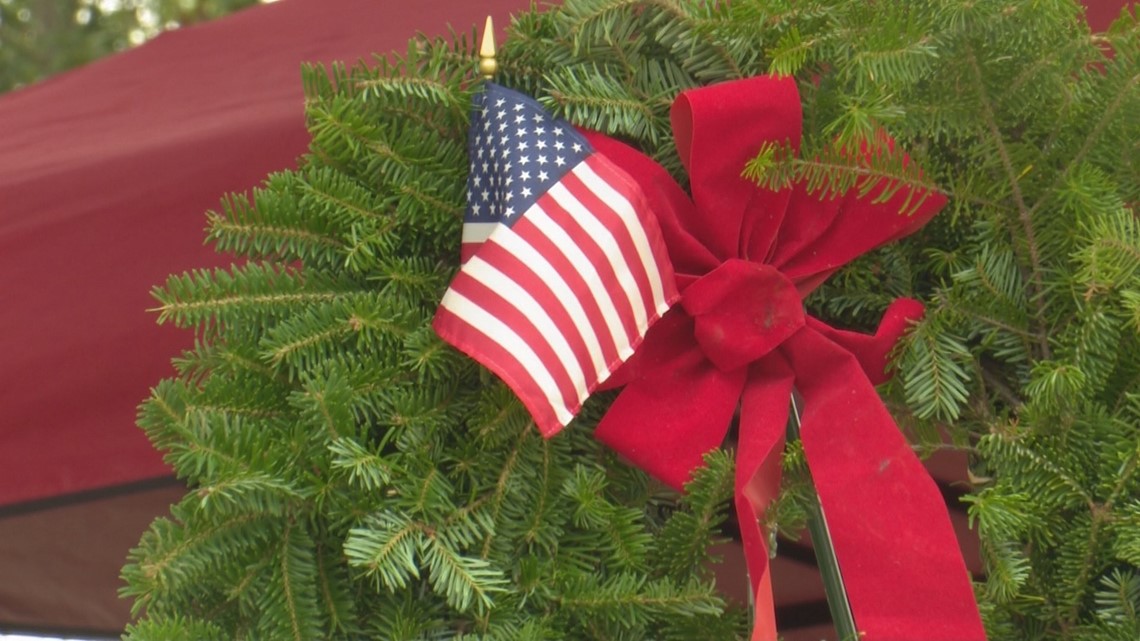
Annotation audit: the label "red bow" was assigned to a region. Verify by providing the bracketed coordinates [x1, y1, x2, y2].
[587, 76, 985, 640]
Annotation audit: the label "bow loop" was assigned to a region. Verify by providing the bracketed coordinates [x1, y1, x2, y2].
[681, 259, 804, 372]
[670, 76, 803, 262]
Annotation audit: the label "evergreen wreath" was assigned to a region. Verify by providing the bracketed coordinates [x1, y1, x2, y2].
[122, 1, 1140, 639]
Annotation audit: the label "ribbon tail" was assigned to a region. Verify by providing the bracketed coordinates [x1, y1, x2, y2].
[784, 327, 986, 641]
[806, 297, 925, 385]
[736, 356, 796, 641]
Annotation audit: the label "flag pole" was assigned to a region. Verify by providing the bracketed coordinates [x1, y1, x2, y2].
[788, 391, 859, 640]
[478, 16, 497, 80]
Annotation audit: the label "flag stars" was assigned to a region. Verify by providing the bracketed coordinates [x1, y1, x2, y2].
[466, 89, 599, 229]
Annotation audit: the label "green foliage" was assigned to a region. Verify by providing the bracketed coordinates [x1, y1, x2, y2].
[124, 1, 1140, 639]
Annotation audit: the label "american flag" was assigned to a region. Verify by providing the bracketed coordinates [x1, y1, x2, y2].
[433, 83, 678, 437]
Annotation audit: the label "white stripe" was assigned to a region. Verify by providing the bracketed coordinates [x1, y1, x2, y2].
[547, 181, 649, 332]
[574, 161, 672, 317]
[489, 226, 610, 382]
[463, 255, 590, 406]
[440, 290, 575, 426]
[462, 222, 499, 245]
[528, 204, 634, 361]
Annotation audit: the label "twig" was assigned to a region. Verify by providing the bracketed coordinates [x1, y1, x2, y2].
[966, 49, 1052, 360]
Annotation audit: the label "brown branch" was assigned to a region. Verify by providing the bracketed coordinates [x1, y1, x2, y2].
[967, 50, 1052, 360]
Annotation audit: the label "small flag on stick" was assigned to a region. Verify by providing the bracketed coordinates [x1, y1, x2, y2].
[433, 82, 678, 436]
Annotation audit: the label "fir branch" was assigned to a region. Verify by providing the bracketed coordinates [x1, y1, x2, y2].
[329, 437, 395, 492]
[313, 544, 352, 634]
[742, 141, 945, 216]
[542, 66, 666, 144]
[150, 263, 360, 330]
[522, 439, 557, 547]
[299, 178, 395, 225]
[396, 182, 464, 220]
[206, 215, 345, 256]
[353, 74, 466, 115]
[900, 319, 973, 420]
[557, 574, 723, 625]
[1031, 71, 1140, 221]
[966, 48, 1052, 359]
[421, 532, 508, 612]
[276, 521, 308, 641]
[344, 513, 424, 591]
[1061, 507, 1114, 633]
[480, 425, 530, 558]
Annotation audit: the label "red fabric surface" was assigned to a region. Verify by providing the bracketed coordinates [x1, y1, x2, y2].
[0, 0, 533, 508]
[1086, 0, 1134, 31]
[588, 76, 985, 640]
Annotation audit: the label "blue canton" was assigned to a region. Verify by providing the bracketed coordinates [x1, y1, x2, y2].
[465, 83, 593, 226]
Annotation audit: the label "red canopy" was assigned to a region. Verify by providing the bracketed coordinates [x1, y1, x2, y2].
[0, 0, 1127, 637]
[0, 0, 530, 634]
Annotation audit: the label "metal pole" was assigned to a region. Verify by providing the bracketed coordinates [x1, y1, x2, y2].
[787, 392, 859, 640]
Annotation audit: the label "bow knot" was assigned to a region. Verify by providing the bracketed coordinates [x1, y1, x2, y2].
[682, 259, 803, 372]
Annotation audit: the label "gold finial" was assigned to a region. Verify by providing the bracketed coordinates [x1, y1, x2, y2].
[478, 16, 498, 80]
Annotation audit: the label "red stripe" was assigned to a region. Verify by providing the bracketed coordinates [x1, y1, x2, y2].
[432, 306, 562, 436]
[460, 242, 481, 264]
[510, 215, 624, 369]
[473, 238, 603, 387]
[560, 166, 659, 322]
[536, 188, 641, 348]
[445, 270, 582, 416]
[586, 154, 680, 305]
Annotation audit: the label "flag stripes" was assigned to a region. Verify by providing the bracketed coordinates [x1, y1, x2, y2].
[433, 83, 677, 436]
[467, 230, 611, 383]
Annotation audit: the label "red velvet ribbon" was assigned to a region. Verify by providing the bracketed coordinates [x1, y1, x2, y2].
[586, 76, 986, 640]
